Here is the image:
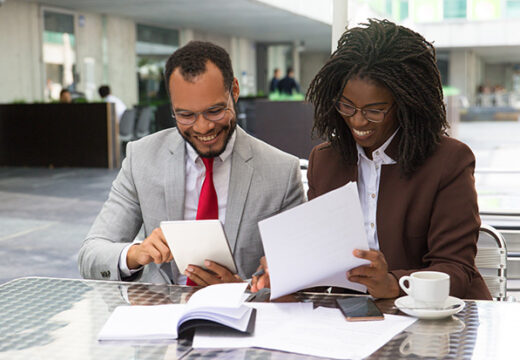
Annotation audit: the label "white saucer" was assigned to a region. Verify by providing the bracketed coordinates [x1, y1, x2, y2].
[395, 296, 465, 320]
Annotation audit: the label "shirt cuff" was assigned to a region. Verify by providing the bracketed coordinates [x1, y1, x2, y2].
[119, 243, 143, 278]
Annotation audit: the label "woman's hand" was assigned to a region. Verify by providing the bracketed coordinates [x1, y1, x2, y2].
[347, 249, 400, 298]
[250, 256, 270, 292]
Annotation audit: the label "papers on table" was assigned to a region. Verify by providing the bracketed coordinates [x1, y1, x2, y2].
[193, 302, 416, 360]
[258, 182, 370, 299]
[97, 283, 252, 341]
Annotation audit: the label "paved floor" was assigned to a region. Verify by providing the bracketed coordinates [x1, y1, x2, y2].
[0, 120, 518, 285]
[0, 168, 118, 284]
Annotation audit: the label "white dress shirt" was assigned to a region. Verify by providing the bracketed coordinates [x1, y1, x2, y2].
[119, 131, 237, 283]
[356, 130, 398, 250]
[104, 94, 127, 123]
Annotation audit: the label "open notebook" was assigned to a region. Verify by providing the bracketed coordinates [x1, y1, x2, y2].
[98, 283, 255, 341]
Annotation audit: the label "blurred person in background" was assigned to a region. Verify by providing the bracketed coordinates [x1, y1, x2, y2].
[277, 67, 300, 95]
[269, 68, 281, 93]
[99, 85, 127, 123]
[59, 89, 72, 103]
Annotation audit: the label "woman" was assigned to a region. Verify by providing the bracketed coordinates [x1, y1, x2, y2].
[253, 19, 491, 300]
[305, 19, 490, 300]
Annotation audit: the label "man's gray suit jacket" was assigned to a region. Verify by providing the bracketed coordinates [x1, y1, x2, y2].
[78, 126, 305, 284]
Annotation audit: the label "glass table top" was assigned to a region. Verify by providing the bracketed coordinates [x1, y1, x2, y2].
[0, 277, 519, 360]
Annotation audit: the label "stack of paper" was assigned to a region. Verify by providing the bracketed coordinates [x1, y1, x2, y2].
[193, 302, 416, 359]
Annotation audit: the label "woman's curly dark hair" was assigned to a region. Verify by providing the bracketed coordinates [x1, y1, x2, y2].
[306, 19, 448, 176]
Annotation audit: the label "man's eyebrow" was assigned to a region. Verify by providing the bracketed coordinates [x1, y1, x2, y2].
[340, 95, 390, 107]
[174, 101, 228, 113]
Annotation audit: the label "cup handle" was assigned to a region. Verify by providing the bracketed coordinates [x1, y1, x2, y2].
[399, 276, 412, 296]
[399, 335, 413, 355]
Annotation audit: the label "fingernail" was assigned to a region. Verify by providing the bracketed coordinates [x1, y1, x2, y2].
[204, 260, 210, 267]
[187, 267, 193, 272]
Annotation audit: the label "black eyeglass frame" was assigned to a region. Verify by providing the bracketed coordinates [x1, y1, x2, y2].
[335, 100, 396, 123]
[171, 86, 235, 126]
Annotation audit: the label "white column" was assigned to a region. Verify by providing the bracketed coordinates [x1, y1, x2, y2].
[179, 29, 194, 47]
[292, 41, 301, 83]
[331, 0, 349, 53]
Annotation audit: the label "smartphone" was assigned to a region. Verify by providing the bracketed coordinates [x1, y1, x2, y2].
[336, 297, 384, 321]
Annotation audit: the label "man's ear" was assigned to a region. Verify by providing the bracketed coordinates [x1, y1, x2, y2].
[232, 78, 240, 102]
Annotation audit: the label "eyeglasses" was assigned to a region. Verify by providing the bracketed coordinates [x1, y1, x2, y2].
[335, 100, 395, 123]
[172, 92, 234, 126]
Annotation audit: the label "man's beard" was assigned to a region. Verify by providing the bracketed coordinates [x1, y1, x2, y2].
[181, 118, 237, 159]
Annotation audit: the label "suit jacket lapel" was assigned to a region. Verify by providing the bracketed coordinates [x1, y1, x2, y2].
[225, 127, 253, 253]
[165, 130, 186, 222]
[160, 130, 186, 282]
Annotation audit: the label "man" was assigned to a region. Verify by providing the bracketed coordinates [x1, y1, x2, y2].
[268, 68, 280, 93]
[79, 41, 304, 286]
[277, 67, 300, 95]
[98, 85, 127, 123]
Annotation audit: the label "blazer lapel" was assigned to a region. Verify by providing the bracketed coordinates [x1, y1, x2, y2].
[225, 127, 253, 253]
[165, 130, 186, 221]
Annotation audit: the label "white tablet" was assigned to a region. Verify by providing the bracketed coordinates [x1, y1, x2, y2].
[160, 220, 237, 274]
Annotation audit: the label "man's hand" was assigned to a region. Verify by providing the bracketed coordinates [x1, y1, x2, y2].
[251, 256, 270, 292]
[184, 260, 242, 286]
[126, 228, 173, 269]
[347, 249, 400, 299]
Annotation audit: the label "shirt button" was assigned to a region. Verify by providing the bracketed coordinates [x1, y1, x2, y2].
[370, 223, 375, 228]
[371, 193, 376, 199]
[375, 151, 380, 156]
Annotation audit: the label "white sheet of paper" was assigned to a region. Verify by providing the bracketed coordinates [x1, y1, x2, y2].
[187, 283, 248, 308]
[273, 307, 416, 360]
[258, 182, 370, 299]
[193, 302, 416, 360]
[193, 302, 314, 348]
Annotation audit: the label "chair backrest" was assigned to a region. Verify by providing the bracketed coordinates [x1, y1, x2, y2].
[119, 109, 137, 142]
[476, 223, 508, 301]
[299, 158, 308, 200]
[135, 106, 154, 139]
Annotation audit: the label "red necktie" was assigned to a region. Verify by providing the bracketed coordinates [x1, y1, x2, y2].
[186, 157, 218, 286]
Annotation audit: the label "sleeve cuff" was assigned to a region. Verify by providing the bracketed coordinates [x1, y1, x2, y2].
[119, 243, 143, 278]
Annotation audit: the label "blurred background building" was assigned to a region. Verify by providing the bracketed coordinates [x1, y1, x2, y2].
[0, 0, 519, 295]
[2, 0, 520, 107]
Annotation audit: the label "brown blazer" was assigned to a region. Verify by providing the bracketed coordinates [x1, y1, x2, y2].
[307, 134, 492, 300]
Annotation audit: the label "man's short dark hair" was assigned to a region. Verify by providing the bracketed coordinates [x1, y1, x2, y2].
[164, 41, 234, 94]
[59, 89, 70, 97]
[98, 85, 110, 98]
[286, 67, 294, 75]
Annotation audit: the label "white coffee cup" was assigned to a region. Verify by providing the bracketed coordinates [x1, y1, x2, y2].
[399, 271, 450, 309]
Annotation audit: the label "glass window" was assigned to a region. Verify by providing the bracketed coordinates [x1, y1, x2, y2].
[443, 0, 467, 19]
[43, 11, 77, 101]
[399, 0, 409, 20]
[506, 0, 520, 17]
[136, 24, 179, 104]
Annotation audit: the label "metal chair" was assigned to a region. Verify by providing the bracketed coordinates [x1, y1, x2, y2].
[135, 106, 154, 139]
[119, 109, 137, 158]
[119, 109, 137, 142]
[299, 159, 308, 200]
[476, 223, 508, 301]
